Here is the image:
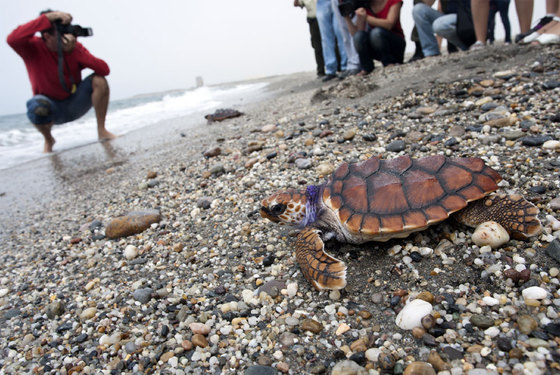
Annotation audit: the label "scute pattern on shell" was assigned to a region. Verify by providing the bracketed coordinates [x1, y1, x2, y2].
[321, 155, 502, 235]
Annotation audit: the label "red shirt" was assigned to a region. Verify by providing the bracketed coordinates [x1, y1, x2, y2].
[7, 15, 109, 100]
[366, 0, 404, 39]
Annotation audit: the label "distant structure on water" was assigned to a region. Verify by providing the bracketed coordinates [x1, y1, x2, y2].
[196, 76, 204, 87]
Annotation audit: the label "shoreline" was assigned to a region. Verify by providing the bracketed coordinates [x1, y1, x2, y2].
[1, 44, 560, 374]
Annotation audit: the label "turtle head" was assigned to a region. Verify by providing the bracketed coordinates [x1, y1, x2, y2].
[260, 189, 307, 226]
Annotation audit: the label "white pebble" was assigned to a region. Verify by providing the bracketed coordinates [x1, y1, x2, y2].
[471, 221, 510, 249]
[0, 288, 9, 297]
[286, 282, 298, 298]
[482, 296, 499, 306]
[484, 326, 500, 337]
[365, 348, 381, 362]
[522, 286, 548, 301]
[395, 299, 433, 330]
[543, 140, 560, 150]
[546, 215, 560, 231]
[124, 245, 138, 260]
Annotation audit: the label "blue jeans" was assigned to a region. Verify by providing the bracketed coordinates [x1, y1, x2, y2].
[26, 75, 93, 125]
[353, 28, 405, 73]
[316, 0, 347, 75]
[412, 3, 468, 56]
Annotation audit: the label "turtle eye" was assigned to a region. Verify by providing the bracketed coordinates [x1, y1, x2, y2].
[269, 204, 286, 216]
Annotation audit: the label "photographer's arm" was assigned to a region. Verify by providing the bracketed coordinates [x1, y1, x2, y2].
[44, 11, 73, 25]
[76, 43, 110, 76]
[365, 2, 402, 30]
[7, 15, 53, 56]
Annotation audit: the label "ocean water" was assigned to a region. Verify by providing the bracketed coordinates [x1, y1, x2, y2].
[0, 82, 268, 170]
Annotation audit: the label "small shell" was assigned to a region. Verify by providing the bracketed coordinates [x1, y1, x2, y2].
[472, 221, 510, 249]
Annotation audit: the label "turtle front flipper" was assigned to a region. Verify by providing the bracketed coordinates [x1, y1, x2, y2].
[295, 227, 347, 290]
[453, 193, 541, 239]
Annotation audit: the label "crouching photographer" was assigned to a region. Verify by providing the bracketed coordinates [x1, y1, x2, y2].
[7, 10, 115, 153]
[342, 0, 406, 75]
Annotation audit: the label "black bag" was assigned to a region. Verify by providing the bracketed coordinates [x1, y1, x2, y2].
[456, 0, 476, 47]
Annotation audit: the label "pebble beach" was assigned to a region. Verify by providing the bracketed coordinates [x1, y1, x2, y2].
[1, 44, 560, 375]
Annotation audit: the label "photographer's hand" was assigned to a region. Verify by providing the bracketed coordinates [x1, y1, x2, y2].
[61, 34, 76, 53]
[45, 11, 73, 25]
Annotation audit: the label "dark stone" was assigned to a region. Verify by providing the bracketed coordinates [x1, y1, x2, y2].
[544, 323, 560, 337]
[386, 140, 406, 152]
[196, 197, 213, 209]
[88, 220, 103, 232]
[466, 125, 483, 132]
[545, 240, 560, 263]
[497, 336, 513, 351]
[258, 280, 285, 298]
[3, 308, 21, 320]
[444, 137, 459, 147]
[244, 365, 278, 375]
[470, 314, 494, 329]
[390, 295, 401, 306]
[528, 186, 546, 194]
[349, 351, 366, 366]
[410, 252, 423, 262]
[266, 152, 277, 160]
[161, 325, 169, 337]
[332, 350, 345, 360]
[551, 114, 560, 123]
[520, 135, 553, 146]
[543, 80, 560, 90]
[442, 346, 463, 360]
[262, 255, 275, 267]
[56, 322, 73, 333]
[362, 133, 377, 142]
[74, 333, 88, 343]
[132, 288, 153, 304]
[422, 333, 438, 346]
[215, 285, 227, 295]
[481, 102, 499, 111]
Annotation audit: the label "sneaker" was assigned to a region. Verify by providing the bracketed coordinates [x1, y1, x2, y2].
[515, 16, 553, 43]
[469, 41, 485, 51]
[322, 74, 337, 82]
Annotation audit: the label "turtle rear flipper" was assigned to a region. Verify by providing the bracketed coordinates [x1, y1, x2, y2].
[296, 227, 347, 290]
[453, 193, 541, 239]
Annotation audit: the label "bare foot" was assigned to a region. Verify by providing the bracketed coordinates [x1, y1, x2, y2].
[98, 129, 117, 141]
[44, 137, 55, 153]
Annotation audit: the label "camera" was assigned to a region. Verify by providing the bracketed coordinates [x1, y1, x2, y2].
[338, 0, 370, 17]
[55, 21, 93, 37]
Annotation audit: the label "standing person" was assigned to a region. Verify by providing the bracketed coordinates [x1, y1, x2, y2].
[487, 0, 512, 44]
[520, 0, 560, 44]
[294, 0, 325, 77]
[344, 0, 406, 75]
[331, 0, 362, 76]
[412, 0, 472, 57]
[470, 0, 490, 49]
[7, 10, 116, 153]
[316, 0, 348, 81]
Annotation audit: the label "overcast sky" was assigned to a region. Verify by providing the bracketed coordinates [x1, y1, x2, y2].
[0, 1, 545, 116]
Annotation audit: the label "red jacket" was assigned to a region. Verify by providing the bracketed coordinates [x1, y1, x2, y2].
[7, 14, 109, 100]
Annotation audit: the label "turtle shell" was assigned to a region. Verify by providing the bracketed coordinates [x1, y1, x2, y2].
[321, 155, 501, 236]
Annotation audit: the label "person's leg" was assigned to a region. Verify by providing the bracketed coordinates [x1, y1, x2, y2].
[515, 0, 533, 33]
[26, 95, 56, 152]
[91, 75, 115, 141]
[433, 14, 469, 50]
[316, 0, 338, 76]
[308, 17, 325, 76]
[471, 0, 490, 44]
[412, 3, 444, 56]
[330, 4, 348, 71]
[497, 0, 512, 42]
[352, 30, 375, 73]
[487, 6, 497, 43]
[368, 28, 406, 66]
[331, 0, 359, 72]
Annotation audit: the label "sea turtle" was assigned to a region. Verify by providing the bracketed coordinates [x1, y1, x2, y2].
[260, 155, 541, 290]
